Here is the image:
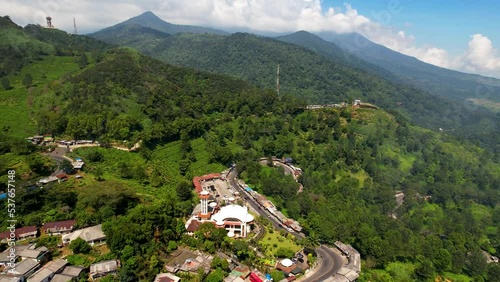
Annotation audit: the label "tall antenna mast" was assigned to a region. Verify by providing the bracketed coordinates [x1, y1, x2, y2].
[73, 17, 78, 35]
[276, 64, 280, 97]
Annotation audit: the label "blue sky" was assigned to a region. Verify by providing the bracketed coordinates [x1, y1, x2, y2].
[322, 0, 499, 56]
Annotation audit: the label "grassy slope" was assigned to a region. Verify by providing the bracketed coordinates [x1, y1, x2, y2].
[0, 55, 79, 138]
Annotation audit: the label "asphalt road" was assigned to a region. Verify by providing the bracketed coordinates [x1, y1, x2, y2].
[227, 167, 344, 281]
[303, 245, 343, 282]
[227, 168, 303, 238]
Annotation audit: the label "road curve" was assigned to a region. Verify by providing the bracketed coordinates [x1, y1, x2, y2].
[226, 167, 344, 281]
[302, 245, 343, 282]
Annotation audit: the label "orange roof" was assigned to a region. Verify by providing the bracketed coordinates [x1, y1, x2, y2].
[193, 173, 221, 193]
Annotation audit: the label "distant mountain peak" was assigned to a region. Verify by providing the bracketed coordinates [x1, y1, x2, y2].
[91, 11, 228, 36]
[132, 10, 164, 22]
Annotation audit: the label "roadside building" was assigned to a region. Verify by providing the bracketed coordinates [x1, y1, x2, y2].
[193, 174, 222, 193]
[185, 191, 254, 238]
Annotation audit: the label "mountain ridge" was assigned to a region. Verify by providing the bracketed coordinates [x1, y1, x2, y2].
[90, 11, 229, 37]
[317, 31, 500, 103]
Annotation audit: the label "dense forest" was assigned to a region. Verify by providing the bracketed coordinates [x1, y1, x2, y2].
[92, 25, 500, 150]
[1, 15, 500, 281]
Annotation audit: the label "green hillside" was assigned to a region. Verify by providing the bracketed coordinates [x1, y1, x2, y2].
[321, 31, 500, 104]
[0, 16, 56, 76]
[90, 28, 499, 149]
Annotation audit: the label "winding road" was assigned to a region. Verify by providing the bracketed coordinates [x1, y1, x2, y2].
[227, 168, 344, 281]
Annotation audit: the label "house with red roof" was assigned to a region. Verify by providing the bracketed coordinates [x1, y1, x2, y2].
[42, 220, 77, 236]
[0, 226, 38, 242]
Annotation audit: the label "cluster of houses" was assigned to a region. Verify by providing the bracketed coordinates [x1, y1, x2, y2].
[38, 158, 85, 185]
[57, 140, 94, 146]
[25, 136, 54, 145]
[0, 220, 105, 247]
[24, 136, 96, 147]
[0, 220, 112, 281]
[161, 248, 269, 282]
[0, 248, 86, 282]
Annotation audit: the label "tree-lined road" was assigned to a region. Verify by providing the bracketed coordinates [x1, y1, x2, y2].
[227, 168, 344, 282]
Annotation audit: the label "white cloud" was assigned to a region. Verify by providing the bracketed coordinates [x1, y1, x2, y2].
[1, 0, 500, 78]
[460, 34, 500, 76]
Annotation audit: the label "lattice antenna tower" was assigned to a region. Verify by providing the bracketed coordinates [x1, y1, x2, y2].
[73, 17, 78, 35]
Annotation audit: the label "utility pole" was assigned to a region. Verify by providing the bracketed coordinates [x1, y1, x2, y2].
[276, 64, 280, 98]
[73, 17, 78, 35]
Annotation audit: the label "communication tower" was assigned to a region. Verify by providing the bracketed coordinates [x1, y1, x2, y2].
[73, 17, 78, 34]
[46, 16, 53, 28]
[276, 64, 280, 97]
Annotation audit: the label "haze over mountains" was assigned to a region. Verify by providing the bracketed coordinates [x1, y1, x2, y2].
[89, 11, 499, 149]
[92, 11, 500, 108]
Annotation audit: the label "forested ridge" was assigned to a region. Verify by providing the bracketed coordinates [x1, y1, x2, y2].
[0, 15, 499, 281]
[91, 27, 500, 150]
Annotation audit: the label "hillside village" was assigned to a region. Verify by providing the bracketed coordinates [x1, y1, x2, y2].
[0, 147, 362, 282]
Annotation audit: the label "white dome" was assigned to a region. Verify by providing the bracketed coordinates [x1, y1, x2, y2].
[200, 190, 209, 196]
[212, 205, 254, 223]
[209, 202, 217, 208]
[228, 197, 235, 202]
[227, 231, 235, 238]
[281, 259, 293, 267]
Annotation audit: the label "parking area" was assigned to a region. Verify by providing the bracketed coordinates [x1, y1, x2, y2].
[213, 179, 235, 200]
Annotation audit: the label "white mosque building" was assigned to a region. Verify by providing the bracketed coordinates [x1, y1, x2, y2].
[185, 190, 254, 238]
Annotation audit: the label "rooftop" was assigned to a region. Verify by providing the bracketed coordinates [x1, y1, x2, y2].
[60, 265, 85, 277]
[154, 273, 181, 282]
[17, 249, 46, 259]
[193, 173, 222, 193]
[44, 259, 68, 273]
[8, 258, 39, 275]
[50, 274, 73, 282]
[90, 260, 118, 275]
[62, 224, 105, 243]
[27, 267, 54, 282]
[42, 220, 77, 233]
[212, 205, 254, 224]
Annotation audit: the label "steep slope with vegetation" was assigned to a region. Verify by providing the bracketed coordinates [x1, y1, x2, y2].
[0, 16, 56, 76]
[90, 23, 170, 53]
[320, 31, 500, 104]
[91, 27, 499, 149]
